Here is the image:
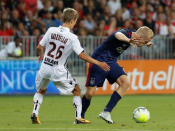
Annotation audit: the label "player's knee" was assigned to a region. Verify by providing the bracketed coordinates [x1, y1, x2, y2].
[72, 85, 81, 96]
[39, 89, 47, 95]
[122, 80, 130, 90]
[85, 92, 93, 99]
[85, 87, 95, 99]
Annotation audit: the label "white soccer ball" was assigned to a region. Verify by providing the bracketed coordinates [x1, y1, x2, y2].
[133, 107, 150, 123]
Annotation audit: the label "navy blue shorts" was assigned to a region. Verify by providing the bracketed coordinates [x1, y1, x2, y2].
[86, 62, 127, 87]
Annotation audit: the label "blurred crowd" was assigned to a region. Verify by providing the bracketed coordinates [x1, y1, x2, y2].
[0, 0, 175, 37]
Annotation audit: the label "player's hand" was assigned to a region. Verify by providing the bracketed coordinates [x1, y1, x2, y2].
[38, 55, 44, 63]
[129, 38, 141, 47]
[146, 41, 153, 48]
[98, 62, 110, 71]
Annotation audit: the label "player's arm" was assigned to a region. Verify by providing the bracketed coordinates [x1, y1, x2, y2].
[37, 44, 44, 62]
[115, 32, 131, 43]
[37, 28, 51, 62]
[79, 52, 110, 71]
[146, 41, 153, 48]
[115, 32, 140, 47]
[73, 37, 110, 71]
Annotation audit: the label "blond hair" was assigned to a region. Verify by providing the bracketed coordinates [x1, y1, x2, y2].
[136, 26, 154, 40]
[63, 8, 79, 23]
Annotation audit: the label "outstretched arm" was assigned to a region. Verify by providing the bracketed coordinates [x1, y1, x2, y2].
[79, 52, 110, 71]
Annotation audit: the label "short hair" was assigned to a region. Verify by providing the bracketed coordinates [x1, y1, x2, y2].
[136, 26, 154, 40]
[62, 8, 79, 23]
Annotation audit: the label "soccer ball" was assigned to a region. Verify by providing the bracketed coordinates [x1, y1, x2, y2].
[133, 107, 150, 123]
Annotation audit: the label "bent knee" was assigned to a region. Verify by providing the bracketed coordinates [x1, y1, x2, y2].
[85, 87, 96, 99]
[121, 80, 130, 89]
[39, 89, 47, 95]
[72, 85, 81, 96]
[85, 92, 94, 99]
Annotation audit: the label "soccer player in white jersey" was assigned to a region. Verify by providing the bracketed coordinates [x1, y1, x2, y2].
[31, 8, 110, 124]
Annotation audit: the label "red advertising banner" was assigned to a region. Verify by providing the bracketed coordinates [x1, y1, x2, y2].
[87, 60, 175, 95]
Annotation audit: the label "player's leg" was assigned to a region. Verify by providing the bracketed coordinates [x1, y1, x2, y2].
[82, 63, 107, 119]
[81, 86, 96, 118]
[72, 84, 82, 120]
[31, 73, 50, 124]
[53, 70, 90, 124]
[72, 84, 90, 124]
[99, 63, 129, 124]
[103, 75, 129, 112]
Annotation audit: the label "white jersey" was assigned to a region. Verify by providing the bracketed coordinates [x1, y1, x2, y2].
[38, 26, 84, 82]
[40, 26, 84, 66]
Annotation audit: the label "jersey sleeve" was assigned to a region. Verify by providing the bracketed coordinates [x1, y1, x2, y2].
[39, 28, 51, 47]
[118, 29, 132, 38]
[72, 37, 84, 55]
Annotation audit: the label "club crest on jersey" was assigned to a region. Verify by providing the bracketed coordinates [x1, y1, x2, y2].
[90, 77, 95, 85]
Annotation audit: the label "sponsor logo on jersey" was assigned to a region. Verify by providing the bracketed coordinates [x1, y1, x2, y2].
[44, 57, 58, 66]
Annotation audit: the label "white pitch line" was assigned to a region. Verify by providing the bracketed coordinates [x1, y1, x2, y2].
[0, 128, 155, 131]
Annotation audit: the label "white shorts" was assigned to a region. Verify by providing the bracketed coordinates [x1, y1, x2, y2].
[35, 65, 77, 95]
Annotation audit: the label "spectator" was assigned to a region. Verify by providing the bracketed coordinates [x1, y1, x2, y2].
[104, 17, 117, 36]
[10, 9, 20, 28]
[52, 0, 64, 14]
[17, 2, 26, 19]
[155, 13, 167, 35]
[38, 1, 52, 18]
[0, 21, 13, 36]
[139, 4, 146, 20]
[143, 11, 156, 32]
[166, 16, 175, 37]
[24, 0, 37, 14]
[52, 11, 62, 27]
[42, 11, 54, 30]
[33, 28, 41, 37]
[1, 11, 8, 23]
[0, 36, 23, 58]
[170, 12, 175, 36]
[84, 13, 96, 35]
[135, 19, 143, 29]
[146, 2, 154, 12]
[4, 0, 17, 11]
[122, 6, 130, 21]
[131, 8, 141, 26]
[115, 9, 123, 28]
[95, 20, 106, 36]
[78, 28, 87, 36]
[0, 0, 175, 37]
[95, 0, 107, 14]
[171, 2, 175, 12]
[107, 0, 121, 15]
[73, 1, 84, 20]
[102, 6, 111, 25]
[152, 5, 165, 21]
[123, 19, 132, 29]
[37, 0, 44, 10]
[23, 10, 33, 35]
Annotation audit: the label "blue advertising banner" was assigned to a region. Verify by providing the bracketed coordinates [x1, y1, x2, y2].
[0, 60, 59, 94]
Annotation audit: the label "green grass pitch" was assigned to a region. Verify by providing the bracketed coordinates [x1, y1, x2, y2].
[0, 95, 175, 131]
